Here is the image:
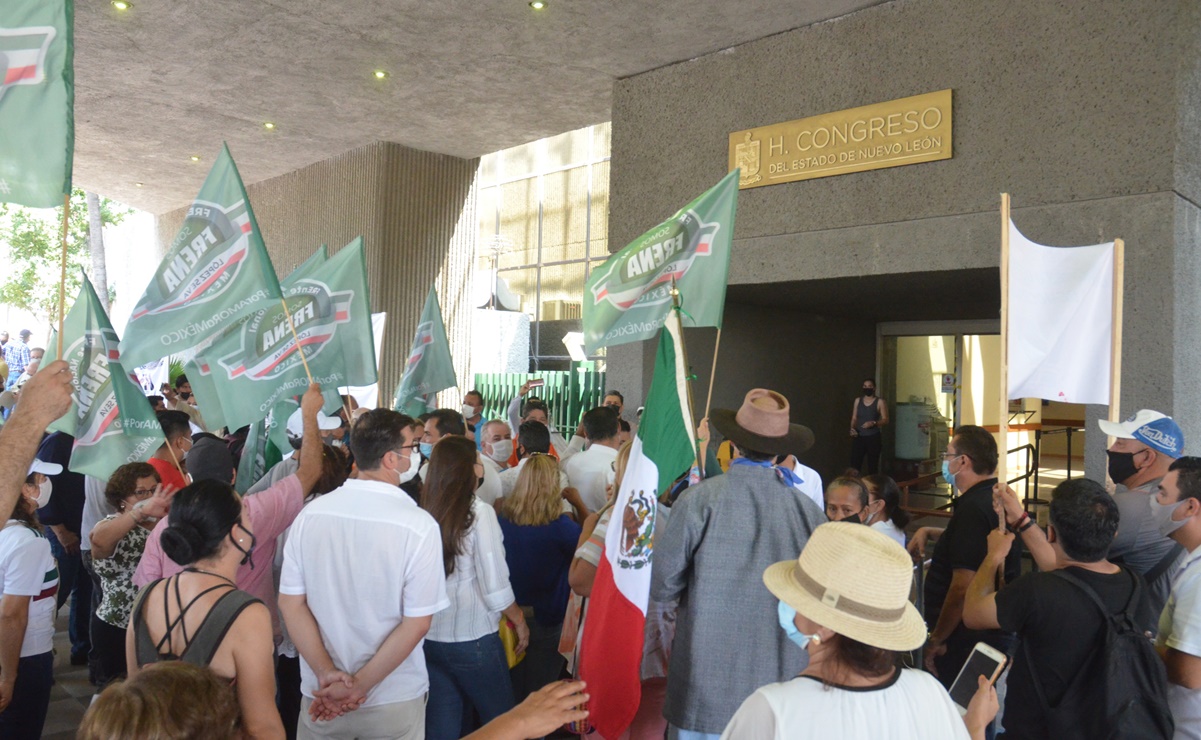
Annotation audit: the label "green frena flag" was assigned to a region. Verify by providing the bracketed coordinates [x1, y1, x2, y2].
[394, 286, 456, 417]
[582, 169, 739, 354]
[119, 143, 283, 369]
[43, 273, 165, 479]
[0, 0, 73, 208]
[207, 240, 375, 431]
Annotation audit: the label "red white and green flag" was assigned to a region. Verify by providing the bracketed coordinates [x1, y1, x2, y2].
[119, 144, 282, 368]
[0, 0, 74, 208]
[579, 308, 696, 738]
[42, 273, 165, 479]
[582, 169, 738, 354]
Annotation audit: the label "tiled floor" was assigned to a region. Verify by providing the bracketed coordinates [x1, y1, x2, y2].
[41, 611, 94, 739]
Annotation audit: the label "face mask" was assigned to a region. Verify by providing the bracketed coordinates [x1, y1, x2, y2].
[863, 387, 875, 397]
[180, 392, 192, 401]
[419, 441, 434, 459]
[34, 479, 52, 509]
[397, 448, 419, 485]
[231, 522, 256, 568]
[1151, 497, 1190, 538]
[840, 511, 863, 524]
[777, 601, 818, 650]
[487, 439, 514, 464]
[942, 460, 956, 490]
[1107, 450, 1141, 485]
[462, 404, 478, 418]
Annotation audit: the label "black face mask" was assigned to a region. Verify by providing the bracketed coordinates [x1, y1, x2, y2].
[862, 387, 875, 397]
[180, 391, 193, 401]
[1106, 450, 1141, 485]
[231, 522, 257, 568]
[840, 512, 863, 525]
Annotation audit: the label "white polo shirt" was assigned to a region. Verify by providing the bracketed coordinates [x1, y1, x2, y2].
[1158, 543, 1201, 738]
[280, 478, 449, 707]
[563, 442, 619, 512]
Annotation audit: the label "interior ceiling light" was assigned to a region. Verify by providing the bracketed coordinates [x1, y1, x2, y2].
[112, 0, 132, 9]
[135, 182, 143, 187]
[529, 1, 546, 9]
[373, 70, 388, 79]
[190, 155, 200, 162]
[263, 122, 275, 130]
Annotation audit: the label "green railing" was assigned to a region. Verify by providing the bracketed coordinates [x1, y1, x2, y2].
[473, 364, 607, 435]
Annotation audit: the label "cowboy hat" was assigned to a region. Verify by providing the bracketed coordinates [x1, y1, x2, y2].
[764, 521, 926, 652]
[710, 389, 814, 457]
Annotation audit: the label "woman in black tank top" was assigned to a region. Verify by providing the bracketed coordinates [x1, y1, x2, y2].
[128, 480, 284, 739]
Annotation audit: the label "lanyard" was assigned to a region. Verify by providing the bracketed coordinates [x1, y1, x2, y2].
[729, 457, 805, 488]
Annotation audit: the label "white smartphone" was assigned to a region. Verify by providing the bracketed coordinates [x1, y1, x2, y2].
[948, 641, 1007, 715]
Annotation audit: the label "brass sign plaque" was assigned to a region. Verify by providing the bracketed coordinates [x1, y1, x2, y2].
[729, 89, 952, 189]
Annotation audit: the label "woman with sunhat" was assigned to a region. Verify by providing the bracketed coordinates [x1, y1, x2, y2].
[721, 522, 997, 739]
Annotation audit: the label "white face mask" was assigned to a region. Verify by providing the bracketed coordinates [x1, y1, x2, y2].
[34, 479, 52, 509]
[487, 439, 514, 464]
[397, 448, 419, 485]
[462, 404, 479, 419]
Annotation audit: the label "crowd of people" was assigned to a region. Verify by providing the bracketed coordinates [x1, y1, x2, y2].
[0, 358, 1199, 739]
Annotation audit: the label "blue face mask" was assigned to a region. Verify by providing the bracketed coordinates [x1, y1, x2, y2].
[419, 442, 434, 458]
[777, 601, 817, 650]
[941, 459, 956, 490]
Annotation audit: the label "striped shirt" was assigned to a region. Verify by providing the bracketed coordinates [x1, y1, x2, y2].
[0, 520, 58, 656]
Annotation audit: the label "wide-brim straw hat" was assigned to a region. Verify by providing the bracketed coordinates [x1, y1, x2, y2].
[711, 388, 814, 457]
[763, 521, 927, 652]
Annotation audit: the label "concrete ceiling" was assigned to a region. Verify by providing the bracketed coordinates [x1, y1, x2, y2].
[73, 0, 887, 213]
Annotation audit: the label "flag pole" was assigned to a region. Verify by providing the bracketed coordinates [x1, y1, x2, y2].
[669, 281, 701, 472]
[57, 193, 70, 357]
[163, 439, 191, 485]
[280, 298, 316, 385]
[703, 328, 722, 419]
[1108, 239, 1125, 425]
[998, 193, 1011, 498]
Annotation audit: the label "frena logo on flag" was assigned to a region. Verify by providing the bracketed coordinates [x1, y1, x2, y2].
[60, 329, 123, 448]
[0, 26, 56, 105]
[216, 279, 353, 382]
[405, 322, 435, 370]
[131, 199, 255, 320]
[588, 210, 720, 312]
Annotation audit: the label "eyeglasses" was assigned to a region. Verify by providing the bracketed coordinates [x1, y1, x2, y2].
[940, 451, 966, 460]
[132, 488, 156, 498]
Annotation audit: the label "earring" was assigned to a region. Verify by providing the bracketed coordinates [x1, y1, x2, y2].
[811, 634, 822, 646]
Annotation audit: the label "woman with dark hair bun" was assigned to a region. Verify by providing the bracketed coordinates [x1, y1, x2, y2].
[127, 479, 284, 740]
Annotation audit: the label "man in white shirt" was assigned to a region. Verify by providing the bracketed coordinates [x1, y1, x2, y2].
[418, 410, 502, 502]
[279, 409, 450, 738]
[564, 406, 621, 512]
[1154, 456, 1201, 737]
[477, 420, 512, 506]
[499, 422, 570, 500]
[506, 383, 583, 462]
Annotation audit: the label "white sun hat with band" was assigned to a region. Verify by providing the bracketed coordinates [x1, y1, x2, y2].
[763, 521, 927, 651]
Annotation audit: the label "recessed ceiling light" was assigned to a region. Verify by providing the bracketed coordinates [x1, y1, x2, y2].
[135, 182, 143, 188]
[373, 70, 388, 79]
[112, 0, 132, 9]
[190, 155, 200, 162]
[529, 1, 546, 8]
[264, 122, 275, 130]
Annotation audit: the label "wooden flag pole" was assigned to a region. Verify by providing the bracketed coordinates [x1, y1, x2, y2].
[1108, 239, 1125, 425]
[670, 281, 702, 474]
[998, 193, 1011, 498]
[57, 193, 70, 357]
[280, 298, 316, 385]
[703, 328, 722, 419]
[163, 438, 191, 485]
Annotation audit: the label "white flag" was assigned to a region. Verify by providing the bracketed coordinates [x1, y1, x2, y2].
[1007, 218, 1114, 404]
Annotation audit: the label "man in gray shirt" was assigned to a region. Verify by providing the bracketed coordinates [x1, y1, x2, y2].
[652, 389, 825, 739]
[1100, 409, 1187, 632]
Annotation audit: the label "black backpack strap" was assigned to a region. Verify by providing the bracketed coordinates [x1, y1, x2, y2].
[1143, 545, 1182, 588]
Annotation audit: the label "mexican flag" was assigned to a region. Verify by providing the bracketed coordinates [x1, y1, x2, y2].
[43, 273, 165, 479]
[579, 309, 696, 738]
[393, 286, 456, 417]
[582, 169, 738, 353]
[207, 238, 375, 431]
[119, 144, 282, 369]
[0, 0, 73, 208]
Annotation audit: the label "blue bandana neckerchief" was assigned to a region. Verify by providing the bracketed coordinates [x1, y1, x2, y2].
[730, 457, 805, 488]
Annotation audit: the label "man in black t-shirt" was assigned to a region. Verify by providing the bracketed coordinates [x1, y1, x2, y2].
[964, 478, 1153, 739]
[921, 425, 1022, 686]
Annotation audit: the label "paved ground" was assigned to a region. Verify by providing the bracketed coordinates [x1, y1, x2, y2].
[42, 610, 93, 739]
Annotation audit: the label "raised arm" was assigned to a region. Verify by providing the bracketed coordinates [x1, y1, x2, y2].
[0, 361, 72, 521]
[295, 384, 326, 495]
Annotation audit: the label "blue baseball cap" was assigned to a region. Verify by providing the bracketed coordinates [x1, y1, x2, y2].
[1098, 410, 1185, 459]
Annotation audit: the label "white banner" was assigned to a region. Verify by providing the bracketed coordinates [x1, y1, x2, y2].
[340, 312, 386, 408]
[1007, 219, 1114, 404]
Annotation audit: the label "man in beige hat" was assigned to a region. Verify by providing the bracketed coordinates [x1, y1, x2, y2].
[652, 388, 826, 739]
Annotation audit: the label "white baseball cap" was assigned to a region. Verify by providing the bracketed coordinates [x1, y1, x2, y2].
[1098, 409, 1185, 458]
[28, 459, 63, 477]
[286, 408, 344, 438]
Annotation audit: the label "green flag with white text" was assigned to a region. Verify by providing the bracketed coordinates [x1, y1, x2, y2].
[119, 144, 282, 368]
[235, 418, 282, 495]
[582, 169, 738, 353]
[207, 239, 374, 431]
[0, 0, 73, 208]
[43, 274, 165, 479]
[393, 286, 456, 417]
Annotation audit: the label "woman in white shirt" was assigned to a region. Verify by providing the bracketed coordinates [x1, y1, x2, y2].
[721, 522, 996, 740]
[422, 435, 530, 740]
[0, 460, 62, 739]
[862, 474, 909, 547]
